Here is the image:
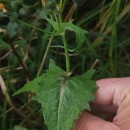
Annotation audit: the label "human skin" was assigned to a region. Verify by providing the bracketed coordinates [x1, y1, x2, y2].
[75, 77, 130, 130]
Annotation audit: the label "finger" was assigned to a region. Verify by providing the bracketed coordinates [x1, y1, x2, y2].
[113, 106, 130, 130]
[94, 77, 130, 107]
[94, 78, 120, 105]
[93, 77, 130, 130]
[116, 89, 130, 113]
[75, 112, 120, 130]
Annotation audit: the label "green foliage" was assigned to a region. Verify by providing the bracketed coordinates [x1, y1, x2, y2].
[46, 18, 87, 51]
[14, 60, 96, 130]
[1, 0, 130, 129]
[0, 38, 10, 50]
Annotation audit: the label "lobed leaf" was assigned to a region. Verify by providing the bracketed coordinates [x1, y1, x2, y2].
[13, 75, 43, 96]
[79, 69, 96, 80]
[14, 60, 96, 130]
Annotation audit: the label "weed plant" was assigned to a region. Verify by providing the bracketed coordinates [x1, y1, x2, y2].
[0, 0, 130, 129]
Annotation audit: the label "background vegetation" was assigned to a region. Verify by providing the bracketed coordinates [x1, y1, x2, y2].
[0, 0, 130, 129]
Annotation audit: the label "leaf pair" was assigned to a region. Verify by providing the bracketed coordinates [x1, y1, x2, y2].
[46, 18, 87, 51]
[14, 60, 96, 130]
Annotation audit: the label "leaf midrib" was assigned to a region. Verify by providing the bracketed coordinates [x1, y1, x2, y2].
[57, 78, 66, 130]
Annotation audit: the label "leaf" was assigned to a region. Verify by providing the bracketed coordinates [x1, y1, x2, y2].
[79, 69, 96, 80]
[14, 60, 96, 130]
[46, 17, 60, 32]
[13, 59, 63, 96]
[13, 75, 43, 96]
[46, 18, 87, 51]
[76, 69, 96, 106]
[63, 21, 87, 51]
[0, 38, 10, 51]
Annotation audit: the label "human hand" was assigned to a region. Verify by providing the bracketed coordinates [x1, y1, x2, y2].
[75, 77, 130, 130]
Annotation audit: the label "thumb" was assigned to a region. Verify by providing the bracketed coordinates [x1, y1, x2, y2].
[75, 112, 120, 130]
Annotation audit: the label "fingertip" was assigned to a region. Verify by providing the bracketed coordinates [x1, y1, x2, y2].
[94, 78, 117, 105]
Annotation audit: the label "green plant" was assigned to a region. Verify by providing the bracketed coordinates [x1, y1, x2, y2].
[13, 0, 96, 130]
[14, 60, 96, 130]
[1, 0, 130, 129]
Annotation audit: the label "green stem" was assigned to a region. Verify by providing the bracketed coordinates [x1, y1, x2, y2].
[58, 0, 63, 27]
[60, 0, 63, 10]
[62, 32, 70, 73]
[16, 19, 52, 34]
[53, 12, 58, 23]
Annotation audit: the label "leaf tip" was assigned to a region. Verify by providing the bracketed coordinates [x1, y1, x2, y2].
[49, 59, 56, 68]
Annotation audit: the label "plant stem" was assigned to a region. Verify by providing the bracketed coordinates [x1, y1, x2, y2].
[58, 0, 63, 27]
[60, 0, 63, 10]
[62, 32, 70, 73]
[16, 19, 52, 34]
[37, 36, 53, 76]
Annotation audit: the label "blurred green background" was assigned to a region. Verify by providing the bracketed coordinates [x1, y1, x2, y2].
[0, 0, 130, 129]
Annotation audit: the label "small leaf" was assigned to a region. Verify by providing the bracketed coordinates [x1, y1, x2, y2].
[46, 18, 87, 51]
[63, 21, 87, 51]
[46, 17, 60, 31]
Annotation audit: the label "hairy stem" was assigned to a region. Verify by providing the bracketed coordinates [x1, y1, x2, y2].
[62, 32, 70, 73]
